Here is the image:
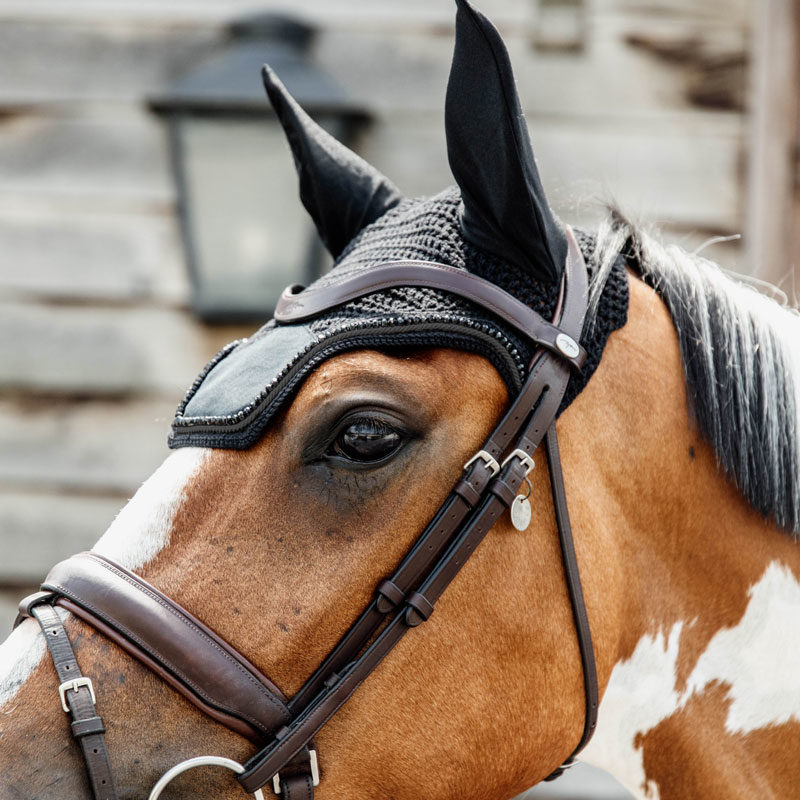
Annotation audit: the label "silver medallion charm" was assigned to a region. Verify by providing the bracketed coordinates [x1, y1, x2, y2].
[510, 494, 532, 531]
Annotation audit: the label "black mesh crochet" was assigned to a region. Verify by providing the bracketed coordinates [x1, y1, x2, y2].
[169, 187, 628, 449]
[309, 187, 627, 411]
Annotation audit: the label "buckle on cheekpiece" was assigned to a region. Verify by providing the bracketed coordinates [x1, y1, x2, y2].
[463, 449, 500, 476]
[500, 448, 535, 476]
[59, 677, 96, 713]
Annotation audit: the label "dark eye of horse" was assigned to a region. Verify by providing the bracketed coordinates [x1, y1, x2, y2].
[333, 418, 403, 463]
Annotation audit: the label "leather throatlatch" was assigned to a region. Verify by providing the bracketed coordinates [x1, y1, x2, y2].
[17, 226, 598, 797]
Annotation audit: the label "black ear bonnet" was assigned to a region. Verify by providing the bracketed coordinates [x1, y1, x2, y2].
[168, 1, 628, 451]
[169, 191, 627, 449]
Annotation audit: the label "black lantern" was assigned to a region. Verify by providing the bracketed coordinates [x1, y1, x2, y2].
[150, 14, 369, 322]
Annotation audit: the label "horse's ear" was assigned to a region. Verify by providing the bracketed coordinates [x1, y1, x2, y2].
[446, 0, 567, 283]
[262, 65, 404, 258]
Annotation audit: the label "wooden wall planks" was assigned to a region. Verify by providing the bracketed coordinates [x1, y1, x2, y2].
[0, 397, 175, 493]
[0, 212, 188, 303]
[0, 490, 124, 582]
[0, 112, 173, 207]
[0, 21, 222, 105]
[0, 302, 248, 395]
[745, 0, 800, 291]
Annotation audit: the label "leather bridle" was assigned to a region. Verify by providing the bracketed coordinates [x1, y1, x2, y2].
[16, 226, 598, 799]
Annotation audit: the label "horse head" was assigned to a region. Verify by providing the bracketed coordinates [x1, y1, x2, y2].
[2, 2, 800, 799]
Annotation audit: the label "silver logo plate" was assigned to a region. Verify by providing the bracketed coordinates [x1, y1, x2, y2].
[555, 333, 580, 359]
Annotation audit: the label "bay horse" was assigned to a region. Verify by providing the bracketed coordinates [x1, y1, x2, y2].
[1, 2, 799, 799]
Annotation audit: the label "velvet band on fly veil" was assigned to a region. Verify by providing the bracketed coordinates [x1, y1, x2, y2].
[168, 194, 628, 450]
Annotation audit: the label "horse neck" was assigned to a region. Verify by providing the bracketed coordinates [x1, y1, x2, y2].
[568, 275, 800, 799]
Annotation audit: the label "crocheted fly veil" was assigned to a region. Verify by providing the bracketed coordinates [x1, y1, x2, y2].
[169, 0, 628, 450]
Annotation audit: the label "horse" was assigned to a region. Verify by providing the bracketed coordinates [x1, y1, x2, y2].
[1, 2, 799, 799]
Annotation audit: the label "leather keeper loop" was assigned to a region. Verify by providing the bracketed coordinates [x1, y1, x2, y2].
[404, 592, 434, 626]
[454, 478, 481, 507]
[488, 477, 517, 507]
[71, 716, 106, 738]
[17, 590, 55, 619]
[375, 579, 405, 613]
[323, 672, 341, 690]
[14, 590, 56, 629]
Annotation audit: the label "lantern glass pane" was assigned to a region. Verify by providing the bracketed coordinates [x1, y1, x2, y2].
[177, 115, 329, 318]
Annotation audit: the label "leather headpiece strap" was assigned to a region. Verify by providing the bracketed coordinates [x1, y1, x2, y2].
[17, 227, 598, 798]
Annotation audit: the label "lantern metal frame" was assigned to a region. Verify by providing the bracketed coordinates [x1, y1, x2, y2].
[149, 13, 369, 322]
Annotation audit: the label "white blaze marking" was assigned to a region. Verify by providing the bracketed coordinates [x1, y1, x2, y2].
[0, 608, 68, 711]
[0, 447, 207, 710]
[582, 561, 800, 799]
[0, 620, 46, 711]
[93, 447, 208, 570]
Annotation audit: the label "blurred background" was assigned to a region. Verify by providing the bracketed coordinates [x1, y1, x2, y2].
[0, 0, 797, 797]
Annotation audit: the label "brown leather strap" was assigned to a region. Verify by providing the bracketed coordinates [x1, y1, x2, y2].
[238, 228, 591, 793]
[238, 358, 564, 792]
[289, 228, 587, 714]
[542, 425, 598, 779]
[289, 457, 494, 711]
[453, 477, 482, 507]
[281, 774, 314, 800]
[275, 260, 588, 370]
[29, 602, 118, 800]
[41, 552, 292, 742]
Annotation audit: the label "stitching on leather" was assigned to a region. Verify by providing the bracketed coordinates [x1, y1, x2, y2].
[285, 260, 553, 336]
[47, 569, 288, 732]
[92, 560, 288, 714]
[48, 579, 269, 733]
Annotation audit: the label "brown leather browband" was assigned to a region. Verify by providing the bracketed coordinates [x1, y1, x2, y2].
[17, 227, 598, 798]
[274, 259, 589, 371]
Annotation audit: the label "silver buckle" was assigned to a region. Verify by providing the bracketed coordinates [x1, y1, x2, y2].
[58, 677, 95, 712]
[463, 449, 500, 477]
[272, 749, 319, 795]
[500, 448, 535, 476]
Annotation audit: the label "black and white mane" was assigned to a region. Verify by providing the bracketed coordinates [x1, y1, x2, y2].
[588, 212, 800, 534]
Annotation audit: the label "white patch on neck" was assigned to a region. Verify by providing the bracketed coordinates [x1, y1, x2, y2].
[582, 561, 800, 798]
[93, 447, 208, 570]
[0, 447, 207, 711]
[685, 561, 800, 733]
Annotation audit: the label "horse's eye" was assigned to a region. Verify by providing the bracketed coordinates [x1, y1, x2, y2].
[333, 419, 403, 463]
